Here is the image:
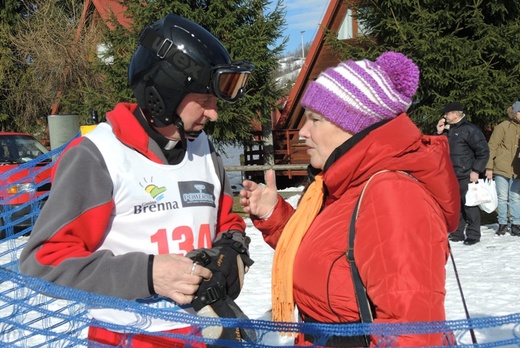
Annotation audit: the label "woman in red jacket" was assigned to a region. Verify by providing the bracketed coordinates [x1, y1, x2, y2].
[240, 52, 460, 346]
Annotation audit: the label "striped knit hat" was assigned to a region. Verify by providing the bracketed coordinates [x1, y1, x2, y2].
[301, 51, 419, 134]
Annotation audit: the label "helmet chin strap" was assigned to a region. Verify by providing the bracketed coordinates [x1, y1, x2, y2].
[143, 107, 202, 146]
[173, 116, 202, 145]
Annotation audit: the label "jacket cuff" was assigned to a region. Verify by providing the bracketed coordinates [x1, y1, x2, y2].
[147, 254, 156, 295]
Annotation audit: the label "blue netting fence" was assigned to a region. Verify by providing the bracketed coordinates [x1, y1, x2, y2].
[1, 136, 520, 347]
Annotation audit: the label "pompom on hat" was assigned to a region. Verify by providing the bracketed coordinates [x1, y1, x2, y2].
[300, 51, 420, 134]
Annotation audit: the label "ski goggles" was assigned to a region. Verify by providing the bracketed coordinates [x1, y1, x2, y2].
[209, 62, 253, 102]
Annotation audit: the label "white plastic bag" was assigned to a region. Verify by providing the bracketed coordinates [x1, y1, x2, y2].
[465, 179, 492, 207]
[479, 179, 498, 213]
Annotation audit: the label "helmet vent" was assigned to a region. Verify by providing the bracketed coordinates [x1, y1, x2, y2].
[145, 86, 165, 118]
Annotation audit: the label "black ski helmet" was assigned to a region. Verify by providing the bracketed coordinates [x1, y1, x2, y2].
[128, 14, 253, 127]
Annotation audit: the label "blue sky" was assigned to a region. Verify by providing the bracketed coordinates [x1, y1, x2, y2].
[275, 0, 329, 55]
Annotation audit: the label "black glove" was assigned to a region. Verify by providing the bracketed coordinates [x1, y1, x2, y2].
[188, 231, 254, 300]
[191, 271, 256, 345]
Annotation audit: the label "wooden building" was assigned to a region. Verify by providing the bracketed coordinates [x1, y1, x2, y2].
[242, 0, 363, 186]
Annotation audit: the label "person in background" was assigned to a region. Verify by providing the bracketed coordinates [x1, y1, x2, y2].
[240, 52, 459, 346]
[485, 101, 520, 236]
[19, 14, 254, 347]
[436, 102, 489, 245]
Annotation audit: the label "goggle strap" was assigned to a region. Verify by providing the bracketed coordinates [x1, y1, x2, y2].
[139, 27, 176, 64]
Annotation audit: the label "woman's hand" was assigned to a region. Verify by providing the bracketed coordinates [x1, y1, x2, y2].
[240, 169, 279, 219]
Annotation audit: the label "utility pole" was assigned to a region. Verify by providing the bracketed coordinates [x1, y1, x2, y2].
[300, 31, 305, 59]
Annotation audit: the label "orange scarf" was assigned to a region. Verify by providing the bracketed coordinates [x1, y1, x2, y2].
[271, 174, 324, 323]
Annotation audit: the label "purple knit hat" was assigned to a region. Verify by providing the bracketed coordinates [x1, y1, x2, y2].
[301, 51, 420, 134]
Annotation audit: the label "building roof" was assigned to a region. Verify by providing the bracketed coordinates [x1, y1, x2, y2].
[276, 0, 357, 132]
[91, 0, 132, 29]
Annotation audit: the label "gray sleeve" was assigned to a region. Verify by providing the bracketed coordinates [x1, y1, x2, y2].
[19, 138, 151, 300]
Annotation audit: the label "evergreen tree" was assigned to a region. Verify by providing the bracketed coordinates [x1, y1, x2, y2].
[0, 0, 25, 131]
[328, 0, 520, 133]
[4, 0, 107, 134]
[98, 0, 287, 148]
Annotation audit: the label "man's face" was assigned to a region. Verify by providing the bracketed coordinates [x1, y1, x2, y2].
[154, 93, 218, 141]
[515, 111, 520, 122]
[444, 111, 463, 125]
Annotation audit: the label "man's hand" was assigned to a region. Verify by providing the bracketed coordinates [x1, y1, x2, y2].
[187, 234, 256, 344]
[436, 118, 447, 134]
[486, 169, 493, 180]
[470, 171, 480, 183]
[152, 254, 212, 304]
[188, 232, 254, 300]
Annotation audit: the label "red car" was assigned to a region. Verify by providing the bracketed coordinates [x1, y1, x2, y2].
[0, 132, 52, 237]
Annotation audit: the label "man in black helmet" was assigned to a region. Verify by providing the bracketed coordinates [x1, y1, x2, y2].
[20, 13, 254, 347]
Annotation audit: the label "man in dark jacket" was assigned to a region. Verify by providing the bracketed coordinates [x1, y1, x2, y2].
[436, 102, 490, 245]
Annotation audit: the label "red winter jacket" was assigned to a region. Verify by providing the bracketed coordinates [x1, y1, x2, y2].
[254, 114, 460, 346]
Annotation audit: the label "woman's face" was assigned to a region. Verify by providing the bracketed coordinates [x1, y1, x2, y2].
[299, 110, 353, 169]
